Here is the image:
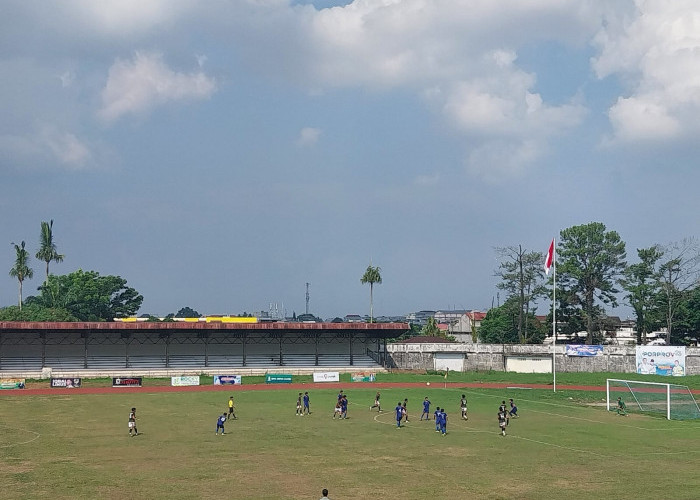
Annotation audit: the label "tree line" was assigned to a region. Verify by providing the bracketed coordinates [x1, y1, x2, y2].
[479, 222, 700, 346]
[3, 220, 144, 322]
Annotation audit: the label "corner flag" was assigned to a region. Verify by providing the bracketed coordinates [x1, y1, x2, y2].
[544, 239, 554, 275]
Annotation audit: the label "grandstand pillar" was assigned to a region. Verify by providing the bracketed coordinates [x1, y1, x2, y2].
[83, 332, 89, 369]
[349, 335, 354, 366]
[41, 332, 46, 368]
[383, 338, 387, 368]
[165, 333, 171, 368]
[315, 334, 319, 366]
[279, 335, 284, 366]
[242, 333, 247, 367]
[124, 333, 131, 368]
[204, 333, 209, 367]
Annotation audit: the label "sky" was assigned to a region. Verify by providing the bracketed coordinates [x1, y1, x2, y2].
[2, 0, 700, 320]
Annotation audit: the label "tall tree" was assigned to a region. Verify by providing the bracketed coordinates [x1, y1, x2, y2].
[9, 241, 34, 310]
[558, 222, 627, 344]
[422, 316, 441, 337]
[35, 220, 64, 283]
[34, 269, 143, 321]
[360, 264, 382, 323]
[494, 245, 547, 343]
[175, 306, 201, 318]
[620, 246, 664, 344]
[479, 296, 546, 344]
[656, 238, 700, 344]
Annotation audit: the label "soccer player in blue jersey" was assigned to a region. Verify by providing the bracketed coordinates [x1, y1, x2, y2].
[440, 408, 448, 435]
[509, 398, 518, 418]
[434, 407, 441, 432]
[340, 395, 348, 419]
[420, 397, 431, 420]
[303, 392, 311, 415]
[215, 412, 227, 435]
[395, 402, 404, 428]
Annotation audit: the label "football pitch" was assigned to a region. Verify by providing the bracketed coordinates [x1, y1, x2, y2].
[1, 383, 699, 500]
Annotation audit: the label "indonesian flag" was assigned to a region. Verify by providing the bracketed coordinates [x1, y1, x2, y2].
[544, 239, 554, 275]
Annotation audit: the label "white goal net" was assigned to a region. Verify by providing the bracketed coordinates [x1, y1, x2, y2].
[606, 378, 700, 420]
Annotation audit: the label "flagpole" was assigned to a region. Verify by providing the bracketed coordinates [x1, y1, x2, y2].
[552, 239, 557, 393]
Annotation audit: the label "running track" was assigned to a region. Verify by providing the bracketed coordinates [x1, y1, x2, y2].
[1, 381, 698, 396]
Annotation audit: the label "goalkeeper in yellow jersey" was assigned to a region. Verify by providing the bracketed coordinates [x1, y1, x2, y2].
[616, 397, 628, 416]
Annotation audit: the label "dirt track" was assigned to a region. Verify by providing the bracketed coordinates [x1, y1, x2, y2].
[0, 381, 610, 396]
[3, 380, 699, 396]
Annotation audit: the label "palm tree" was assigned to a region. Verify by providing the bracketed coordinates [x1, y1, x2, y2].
[36, 220, 64, 283]
[360, 264, 382, 323]
[9, 241, 33, 310]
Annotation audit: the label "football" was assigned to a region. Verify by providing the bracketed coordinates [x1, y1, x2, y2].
[426, 382, 430, 386]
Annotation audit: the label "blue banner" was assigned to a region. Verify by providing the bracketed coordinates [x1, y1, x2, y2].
[566, 345, 604, 357]
[214, 375, 241, 385]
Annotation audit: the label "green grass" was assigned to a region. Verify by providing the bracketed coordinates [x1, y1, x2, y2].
[1, 381, 700, 499]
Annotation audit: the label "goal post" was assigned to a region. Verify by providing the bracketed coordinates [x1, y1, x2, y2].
[606, 379, 700, 420]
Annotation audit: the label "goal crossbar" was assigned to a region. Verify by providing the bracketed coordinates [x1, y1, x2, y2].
[606, 378, 700, 420]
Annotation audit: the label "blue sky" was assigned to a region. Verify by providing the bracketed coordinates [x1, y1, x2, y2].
[2, 1, 700, 319]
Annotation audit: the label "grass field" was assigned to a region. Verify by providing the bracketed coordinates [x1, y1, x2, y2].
[1, 377, 700, 499]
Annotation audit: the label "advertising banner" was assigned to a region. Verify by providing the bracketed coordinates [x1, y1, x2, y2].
[171, 376, 200, 387]
[213, 375, 241, 385]
[265, 374, 292, 384]
[50, 377, 82, 388]
[0, 378, 25, 389]
[312, 372, 340, 383]
[636, 346, 686, 376]
[566, 345, 604, 357]
[351, 372, 376, 382]
[112, 377, 143, 387]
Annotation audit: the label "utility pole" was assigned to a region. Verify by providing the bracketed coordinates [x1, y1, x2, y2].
[305, 282, 310, 315]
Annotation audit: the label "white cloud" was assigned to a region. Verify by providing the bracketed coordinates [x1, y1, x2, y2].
[229, 0, 594, 177]
[0, 126, 92, 171]
[467, 139, 540, 182]
[413, 173, 440, 186]
[58, 71, 74, 88]
[592, 0, 700, 142]
[99, 51, 217, 122]
[297, 127, 322, 147]
[43, 129, 91, 168]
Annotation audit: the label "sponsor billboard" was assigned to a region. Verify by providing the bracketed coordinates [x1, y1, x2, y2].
[50, 377, 82, 388]
[214, 375, 242, 385]
[312, 372, 340, 383]
[171, 376, 200, 387]
[351, 372, 376, 382]
[112, 377, 143, 387]
[0, 378, 25, 389]
[636, 346, 686, 376]
[566, 345, 604, 357]
[265, 374, 292, 384]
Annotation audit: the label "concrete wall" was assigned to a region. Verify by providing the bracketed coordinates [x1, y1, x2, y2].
[387, 343, 700, 375]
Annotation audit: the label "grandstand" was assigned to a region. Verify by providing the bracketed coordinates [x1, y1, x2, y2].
[0, 321, 408, 377]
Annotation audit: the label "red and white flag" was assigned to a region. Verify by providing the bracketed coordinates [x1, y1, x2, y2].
[544, 239, 554, 275]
